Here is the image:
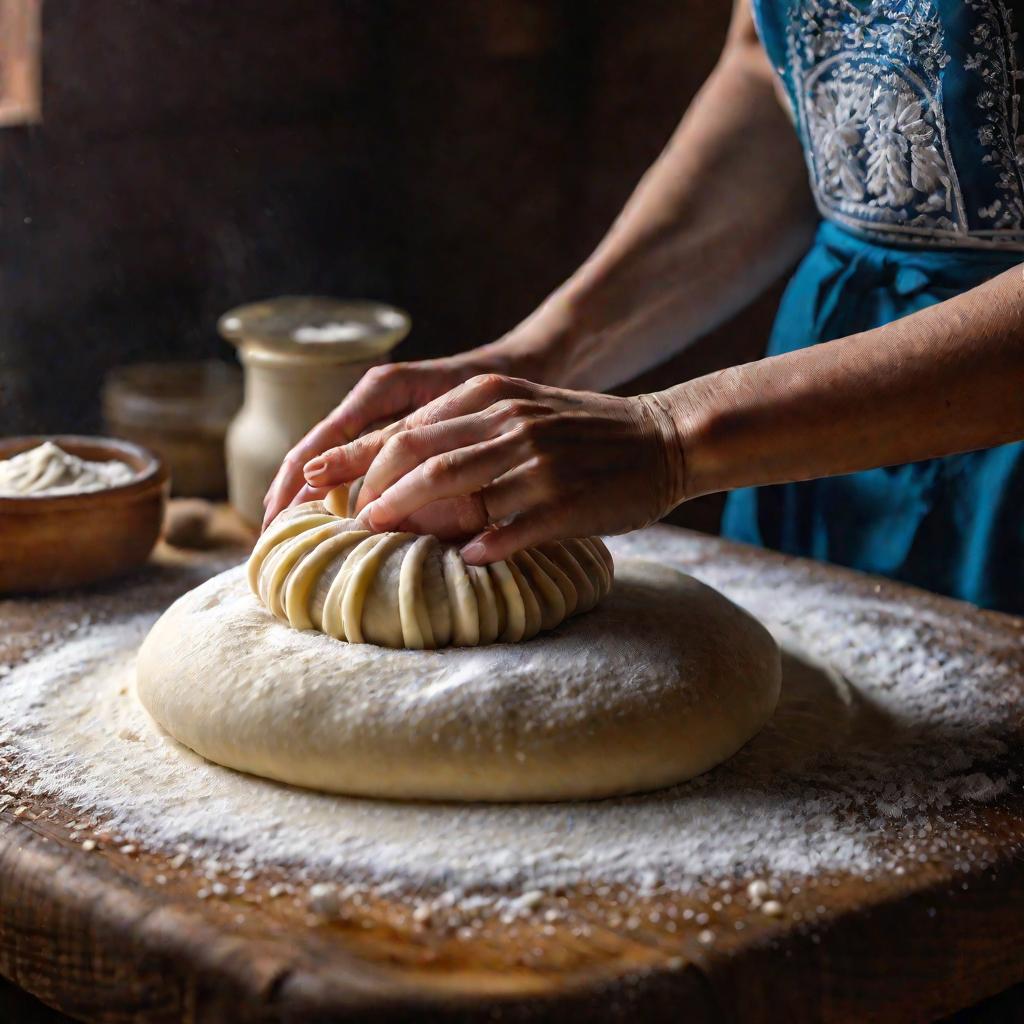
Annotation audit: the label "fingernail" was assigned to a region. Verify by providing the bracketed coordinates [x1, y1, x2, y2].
[460, 541, 486, 563]
[305, 457, 327, 478]
[365, 501, 389, 530]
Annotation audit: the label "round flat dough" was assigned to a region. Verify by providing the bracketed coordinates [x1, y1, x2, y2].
[137, 559, 782, 802]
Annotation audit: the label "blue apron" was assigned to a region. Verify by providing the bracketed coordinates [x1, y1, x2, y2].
[724, 0, 1024, 613]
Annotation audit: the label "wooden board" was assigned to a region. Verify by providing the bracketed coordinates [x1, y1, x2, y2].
[1, 511, 1023, 1023]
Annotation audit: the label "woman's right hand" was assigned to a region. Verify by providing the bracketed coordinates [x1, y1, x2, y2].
[262, 352, 518, 530]
[261, 292, 582, 529]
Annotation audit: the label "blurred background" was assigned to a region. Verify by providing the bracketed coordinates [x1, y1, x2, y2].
[0, 0, 788, 532]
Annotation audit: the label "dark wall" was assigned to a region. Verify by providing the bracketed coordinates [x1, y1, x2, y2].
[1, 0, 384, 432]
[0, 0, 785, 530]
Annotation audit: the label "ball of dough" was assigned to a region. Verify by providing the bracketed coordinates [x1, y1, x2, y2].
[248, 498, 614, 649]
[163, 498, 217, 550]
[136, 559, 782, 802]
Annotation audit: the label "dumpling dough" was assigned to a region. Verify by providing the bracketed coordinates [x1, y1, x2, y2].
[248, 495, 614, 649]
[136, 559, 782, 802]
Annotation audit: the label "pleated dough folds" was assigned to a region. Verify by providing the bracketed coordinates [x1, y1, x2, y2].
[248, 490, 614, 649]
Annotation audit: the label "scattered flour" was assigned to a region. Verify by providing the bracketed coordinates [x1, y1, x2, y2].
[0, 528, 1020, 922]
[0, 441, 136, 497]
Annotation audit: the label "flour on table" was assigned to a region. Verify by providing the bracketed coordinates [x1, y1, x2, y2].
[0, 529, 1019, 923]
[0, 441, 136, 497]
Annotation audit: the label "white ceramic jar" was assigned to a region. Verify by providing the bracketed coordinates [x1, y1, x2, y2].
[219, 296, 410, 525]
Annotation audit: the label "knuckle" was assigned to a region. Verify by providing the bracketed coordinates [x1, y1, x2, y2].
[500, 398, 540, 421]
[378, 419, 406, 441]
[367, 362, 398, 381]
[527, 454, 558, 489]
[382, 432, 411, 458]
[512, 417, 548, 451]
[509, 401, 554, 431]
[507, 420, 533, 447]
[470, 372, 507, 395]
[422, 453, 455, 483]
[494, 398, 522, 420]
[319, 444, 347, 467]
[405, 407, 433, 428]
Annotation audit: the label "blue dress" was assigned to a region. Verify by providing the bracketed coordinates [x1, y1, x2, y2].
[724, 0, 1024, 613]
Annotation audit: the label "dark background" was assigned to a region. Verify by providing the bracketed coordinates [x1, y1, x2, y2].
[0, 0, 786, 532]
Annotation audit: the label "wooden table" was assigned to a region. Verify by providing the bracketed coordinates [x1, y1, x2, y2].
[0, 514, 1022, 1023]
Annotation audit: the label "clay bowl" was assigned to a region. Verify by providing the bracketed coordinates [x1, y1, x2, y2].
[0, 435, 169, 595]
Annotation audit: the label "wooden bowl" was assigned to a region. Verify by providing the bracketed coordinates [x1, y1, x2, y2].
[0, 436, 169, 594]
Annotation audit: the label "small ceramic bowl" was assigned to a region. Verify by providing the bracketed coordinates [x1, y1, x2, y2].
[0, 435, 169, 594]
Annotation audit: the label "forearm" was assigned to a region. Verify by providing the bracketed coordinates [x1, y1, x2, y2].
[665, 265, 1024, 500]
[485, 1, 816, 391]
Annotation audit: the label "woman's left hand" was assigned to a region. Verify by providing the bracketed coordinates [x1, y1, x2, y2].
[301, 374, 686, 564]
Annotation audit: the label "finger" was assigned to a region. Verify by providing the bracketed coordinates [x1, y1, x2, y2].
[396, 493, 490, 540]
[262, 423, 349, 529]
[459, 504, 569, 565]
[357, 406, 530, 505]
[361, 433, 525, 532]
[299, 373, 538, 515]
[262, 365, 414, 527]
[475, 458, 553, 523]
[403, 373, 534, 432]
[331, 364, 415, 441]
[304, 393, 546, 498]
[263, 460, 312, 530]
[262, 482, 328, 532]
[302, 420, 402, 491]
[262, 466, 303, 530]
[288, 483, 331, 509]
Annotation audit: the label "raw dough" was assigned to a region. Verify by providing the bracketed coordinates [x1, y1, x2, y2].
[249, 498, 614, 649]
[0, 441, 135, 496]
[137, 559, 782, 801]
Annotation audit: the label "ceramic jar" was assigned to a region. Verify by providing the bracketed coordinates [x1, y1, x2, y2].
[219, 296, 410, 525]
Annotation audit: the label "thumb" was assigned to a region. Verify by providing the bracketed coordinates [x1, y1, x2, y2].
[396, 494, 489, 541]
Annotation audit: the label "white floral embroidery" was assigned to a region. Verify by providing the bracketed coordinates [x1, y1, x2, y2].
[964, 0, 1024, 229]
[865, 84, 950, 208]
[808, 70, 954, 215]
[807, 75, 871, 199]
[784, 0, 1024, 249]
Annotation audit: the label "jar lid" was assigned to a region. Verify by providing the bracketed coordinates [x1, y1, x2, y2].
[218, 296, 410, 363]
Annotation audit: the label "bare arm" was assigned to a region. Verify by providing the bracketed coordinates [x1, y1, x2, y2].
[262, 0, 815, 527]
[496, 0, 816, 390]
[307, 263, 1024, 563]
[671, 263, 1024, 499]
[296, 5, 1023, 562]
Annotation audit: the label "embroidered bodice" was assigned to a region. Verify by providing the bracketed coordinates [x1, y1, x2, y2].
[752, 0, 1024, 249]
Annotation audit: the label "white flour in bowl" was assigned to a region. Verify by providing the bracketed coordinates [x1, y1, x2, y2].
[0, 441, 136, 497]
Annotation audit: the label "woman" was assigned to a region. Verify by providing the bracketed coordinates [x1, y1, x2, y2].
[265, 0, 1024, 614]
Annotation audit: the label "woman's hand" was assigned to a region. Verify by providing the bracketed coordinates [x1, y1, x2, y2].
[261, 354, 510, 530]
[260, 0, 810, 536]
[301, 374, 687, 564]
